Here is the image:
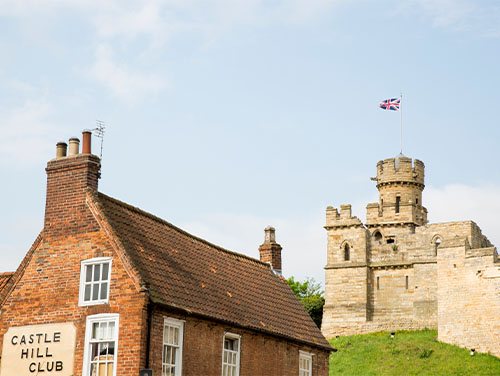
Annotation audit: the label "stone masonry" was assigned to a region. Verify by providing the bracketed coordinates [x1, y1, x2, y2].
[322, 154, 500, 357]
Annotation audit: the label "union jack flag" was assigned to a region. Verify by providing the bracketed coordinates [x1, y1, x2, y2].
[379, 98, 400, 111]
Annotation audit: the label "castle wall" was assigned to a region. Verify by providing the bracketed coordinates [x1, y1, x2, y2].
[370, 267, 414, 320]
[411, 263, 437, 323]
[323, 155, 499, 358]
[438, 242, 500, 357]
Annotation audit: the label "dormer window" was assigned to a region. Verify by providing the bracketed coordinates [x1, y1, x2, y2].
[79, 257, 112, 306]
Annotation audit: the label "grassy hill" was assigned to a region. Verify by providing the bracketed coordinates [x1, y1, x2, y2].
[329, 330, 500, 376]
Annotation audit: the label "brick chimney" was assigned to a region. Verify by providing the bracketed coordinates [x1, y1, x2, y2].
[259, 226, 283, 275]
[44, 130, 101, 238]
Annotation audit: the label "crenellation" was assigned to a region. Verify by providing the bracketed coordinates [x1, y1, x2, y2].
[325, 205, 364, 229]
[322, 155, 500, 357]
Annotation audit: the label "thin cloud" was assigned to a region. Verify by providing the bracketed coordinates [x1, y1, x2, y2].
[0, 97, 61, 167]
[409, 0, 500, 36]
[88, 44, 168, 102]
[426, 184, 500, 247]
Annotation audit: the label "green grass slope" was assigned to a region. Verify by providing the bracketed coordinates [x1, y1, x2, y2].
[329, 330, 500, 376]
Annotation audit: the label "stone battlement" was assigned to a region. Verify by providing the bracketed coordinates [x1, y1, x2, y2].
[325, 205, 364, 228]
[376, 156, 425, 187]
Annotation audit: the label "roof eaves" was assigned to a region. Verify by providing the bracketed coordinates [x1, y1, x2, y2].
[86, 189, 148, 293]
[150, 298, 333, 351]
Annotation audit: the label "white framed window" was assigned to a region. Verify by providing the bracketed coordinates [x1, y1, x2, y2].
[79, 257, 112, 306]
[222, 333, 240, 376]
[162, 317, 184, 376]
[299, 350, 313, 376]
[82, 313, 119, 376]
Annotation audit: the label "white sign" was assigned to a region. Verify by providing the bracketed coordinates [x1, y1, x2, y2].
[0, 322, 76, 376]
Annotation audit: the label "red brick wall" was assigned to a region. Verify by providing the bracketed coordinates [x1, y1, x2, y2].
[44, 154, 101, 237]
[0, 231, 148, 375]
[258, 243, 282, 272]
[147, 308, 330, 376]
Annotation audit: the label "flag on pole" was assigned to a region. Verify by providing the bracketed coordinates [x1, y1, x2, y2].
[379, 98, 400, 111]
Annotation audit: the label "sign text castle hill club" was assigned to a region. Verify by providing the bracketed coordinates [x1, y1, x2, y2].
[0, 323, 76, 376]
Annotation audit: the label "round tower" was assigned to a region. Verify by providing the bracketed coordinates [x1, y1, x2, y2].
[366, 154, 427, 226]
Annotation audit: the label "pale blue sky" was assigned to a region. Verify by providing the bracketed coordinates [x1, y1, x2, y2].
[1, 0, 499, 285]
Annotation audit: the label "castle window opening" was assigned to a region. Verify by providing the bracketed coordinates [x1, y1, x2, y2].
[405, 276, 408, 290]
[395, 196, 401, 213]
[386, 238, 395, 244]
[433, 237, 441, 256]
[373, 231, 382, 242]
[344, 244, 350, 261]
[377, 276, 380, 290]
[416, 198, 419, 205]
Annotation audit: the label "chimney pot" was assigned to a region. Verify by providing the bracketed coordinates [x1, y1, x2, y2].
[82, 130, 92, 154]
[68, 137, 80, 156]
[264, 226, 276, 243]
[56, 142, 67, 158]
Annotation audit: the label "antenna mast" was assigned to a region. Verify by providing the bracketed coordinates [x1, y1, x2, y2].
[93, 120, 106, 160]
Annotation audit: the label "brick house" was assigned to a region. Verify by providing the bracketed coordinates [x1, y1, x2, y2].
[0, 132, 331, 376]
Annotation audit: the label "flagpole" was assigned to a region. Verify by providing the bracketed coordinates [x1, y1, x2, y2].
[400, 92, 403, 154]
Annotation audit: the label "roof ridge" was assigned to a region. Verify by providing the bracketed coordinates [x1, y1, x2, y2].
[96, 192, 270, 268]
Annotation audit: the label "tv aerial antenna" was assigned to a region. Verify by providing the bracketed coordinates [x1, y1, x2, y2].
[93, 120, 106, 160]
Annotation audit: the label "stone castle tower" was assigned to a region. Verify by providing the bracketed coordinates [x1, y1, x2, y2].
[321, 154, 495, 338]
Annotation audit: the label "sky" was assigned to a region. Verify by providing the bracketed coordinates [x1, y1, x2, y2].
[1, 0, 500, 287]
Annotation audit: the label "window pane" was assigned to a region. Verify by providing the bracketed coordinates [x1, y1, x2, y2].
[100, 283, 108, 300]
[86, 265, 93, 282]
[171, 347, 177, 364]
[102, 263, 109, 280]
[163, 326, 170, 343]
[166, 346, 172, 363]
[91, 342, 99, 358]
[107, 363, 114, 376]
[84, 285, 91, 301]
[173, 327, 179, 345]
[94, 264, 101, 281]
[92, 283, 100, 300]
[108, 321, 115, 340]
[108, 341, 115, 355]
[92, 323, 99, 340]
[98, 322, 106, 340]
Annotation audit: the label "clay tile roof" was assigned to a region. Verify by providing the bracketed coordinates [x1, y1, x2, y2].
[0, 272, 14, 296]
[95, 192, 331, 350]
